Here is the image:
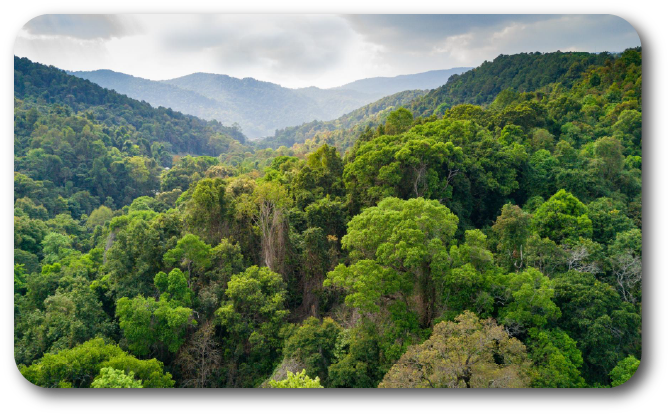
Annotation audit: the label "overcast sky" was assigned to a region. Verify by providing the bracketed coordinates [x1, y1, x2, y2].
[14, 14, 640, 89]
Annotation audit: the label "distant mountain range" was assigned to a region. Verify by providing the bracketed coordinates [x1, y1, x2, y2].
[69, 68, 470, 138]
[333, 68, 471, 96]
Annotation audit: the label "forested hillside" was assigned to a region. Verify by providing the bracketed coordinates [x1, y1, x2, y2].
[257, 89, 427, 150]
[66, 69, 237, 128]
[14, 48, 642, 389]
[410, 51, 616, 116]
[70, 68, 469, 138]
[260, 51, 621, 154]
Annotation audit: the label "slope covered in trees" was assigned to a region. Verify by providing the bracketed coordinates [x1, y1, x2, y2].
[70, 68, 470, 138]
[257, 89, 427, 150]
[16, 57, 247, 148]
[14, 56, 252, 272]
[409, 51, 616, 117]
[15, 48, 641, 389]
[259, 51, 621, 154]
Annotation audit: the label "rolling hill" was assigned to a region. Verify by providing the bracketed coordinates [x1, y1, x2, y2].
[69, 68, 471, 138]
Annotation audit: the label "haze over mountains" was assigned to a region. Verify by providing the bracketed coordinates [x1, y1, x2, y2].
[332, 69, 471, 96]
[69, 67, 470, 138]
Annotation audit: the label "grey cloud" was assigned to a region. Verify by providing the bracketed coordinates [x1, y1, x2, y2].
[343, 14, 549, 52]
[342, 14, 640, 74]
[14, 14, 642, 88]
[23, 14, 141, 40]
[163, 15, 356, 76]
[162, 15, 235, 51]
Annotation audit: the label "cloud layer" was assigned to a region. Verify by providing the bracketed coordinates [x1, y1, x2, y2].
[14, 14, 640, 88]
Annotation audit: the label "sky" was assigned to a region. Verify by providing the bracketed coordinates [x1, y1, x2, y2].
[14, 14, 640, 89]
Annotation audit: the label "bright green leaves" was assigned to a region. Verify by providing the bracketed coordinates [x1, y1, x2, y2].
[532, 189, 593, 244]
[91, 367, 143, 388]
[163, 233, 212, 286]
[217, 266, 288, 340]
[14, 263, 27, 295]
[449, 229, 494, 271]
[498, 268, 561, 333]
[292, 144, 345, 208]
[609, 355, 640, 387]
[116, 295, 194, 356]
[216, 266, 289, 386]
[326, 197, 458, 325]
[154, 268, 193, 306]
[527, 328, 586, 388]
[327, 260, 405, 313]
[19, 338, 174, 388]
[269, 370, 324, 388]
[344, 131, 465, 207]
[15, 273, 114, 366]
[205, 238, 245, 283]
[394, 137, 463, 199]
[342, 197, 458, 261]
[41, 232, 74, 264]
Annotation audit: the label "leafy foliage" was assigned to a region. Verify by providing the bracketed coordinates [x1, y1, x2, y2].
[269, 369, 324, 388]
[14, 48, 641, 388]
[379, 311, 532, 388]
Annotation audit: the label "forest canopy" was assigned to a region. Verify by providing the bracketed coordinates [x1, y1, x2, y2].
[14, 48, 641, 388]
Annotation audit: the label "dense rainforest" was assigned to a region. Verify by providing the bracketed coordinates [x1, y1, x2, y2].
[257, 51, 626, 158]
[14, 48, 642, 388]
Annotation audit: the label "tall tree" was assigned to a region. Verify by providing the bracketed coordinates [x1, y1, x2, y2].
[379, 311, 532, 388]
[326, 197, 458, 326]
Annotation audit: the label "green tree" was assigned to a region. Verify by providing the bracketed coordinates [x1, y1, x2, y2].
[587, 198, 635, 245]
[532, 189, 593, 243]
[385, 107, 413, 135]
[498, 268, 561, 335]
[184, 178, 232, 244]
[116, 295, 194, 356]
[19, 338, 174, 388]
[269, 370, 323, 388]
[527, 328, 586, 388]
[281, 317, 342, 386]
[327, 322, 387, 388]
[104, 211, 182, 299]
[41, 232, 74, 264]
[491, 204, 532, 270]
[379, 312, 532, 388]
[163, 234, 212, 287]
[609, 355, 640, 387]
[208, 238, 245, 280]
[394, 136, 463, 199]
[216, 266, 289, 386]
[91, 367, 143, 388]
[553, 271, 640, 384]
[326, 197, 458, 326]
[154, 268, 194, 306]
[593, 136, 625, 182]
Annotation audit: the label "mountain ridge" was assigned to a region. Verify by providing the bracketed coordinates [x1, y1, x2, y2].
[69, 67, 471, 138]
